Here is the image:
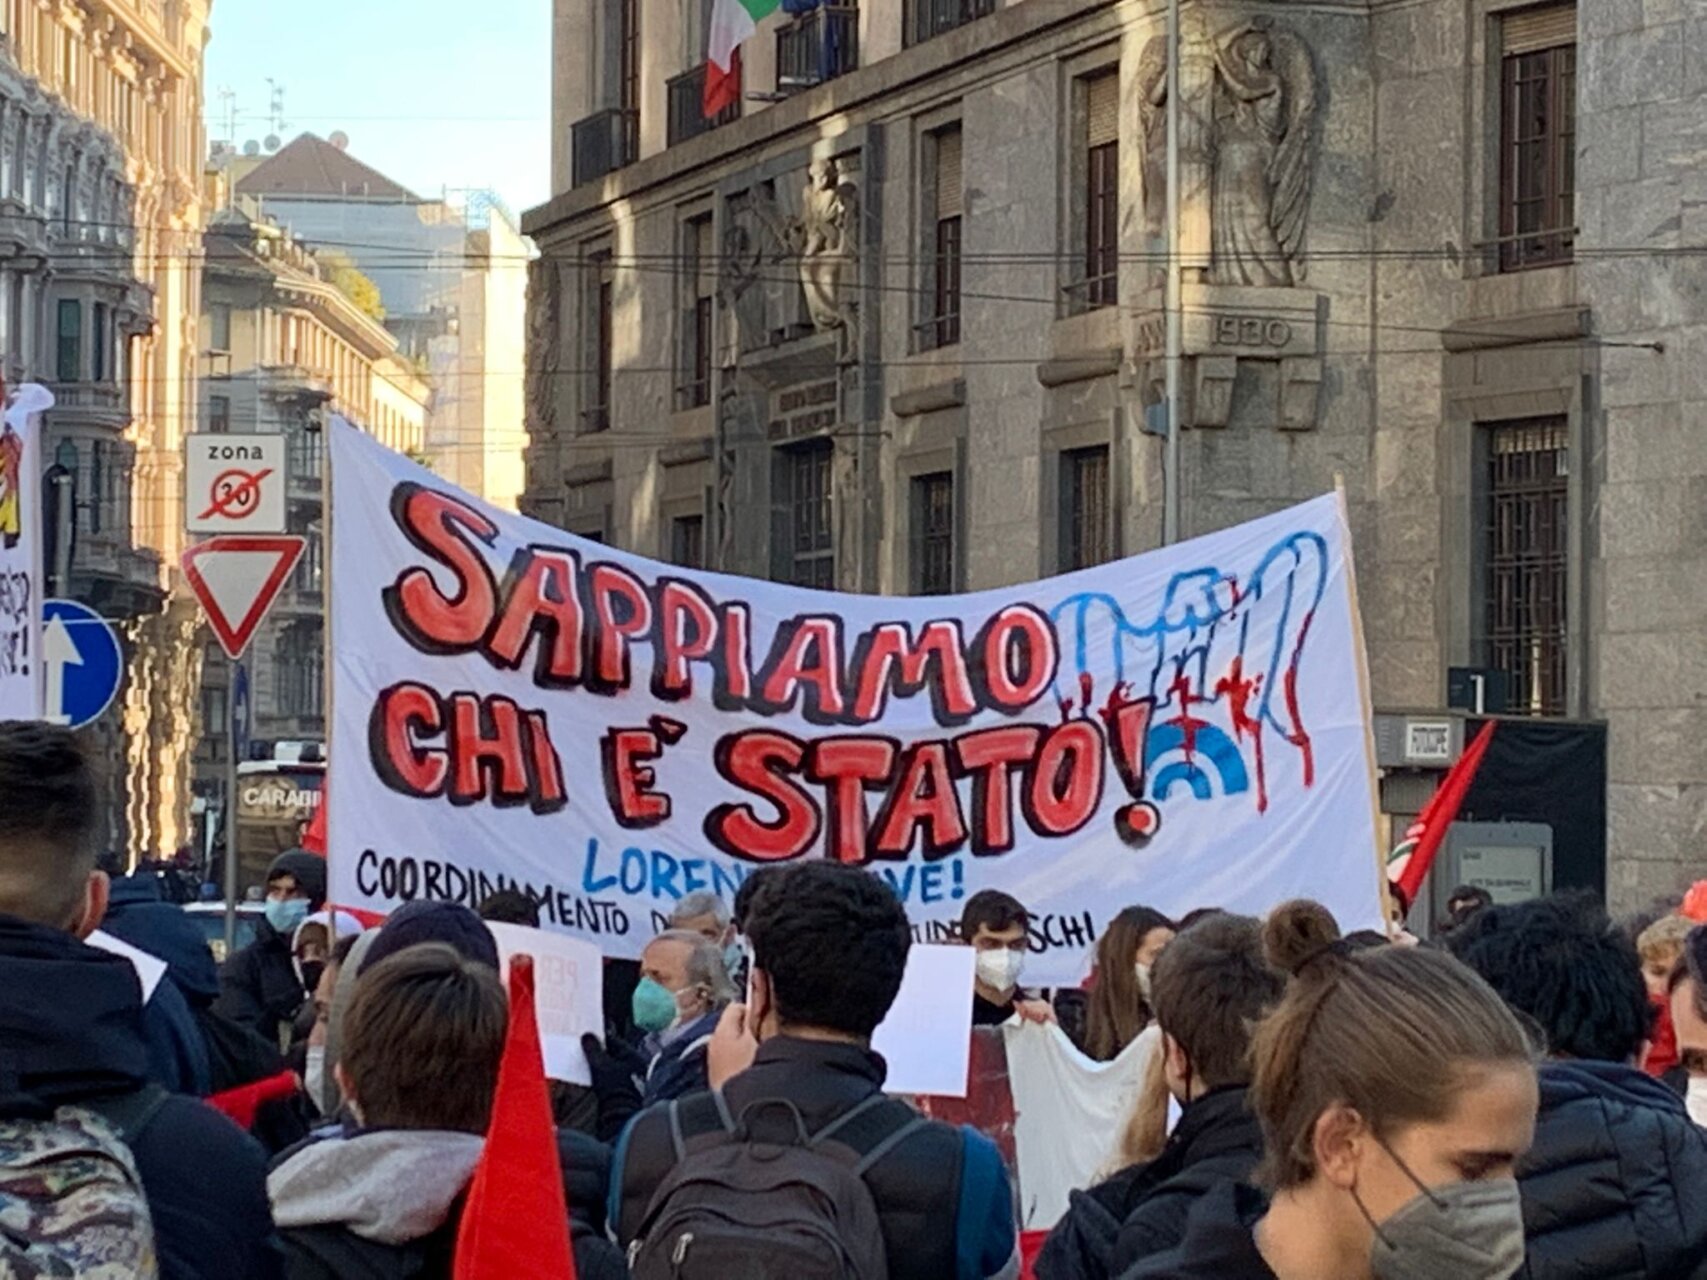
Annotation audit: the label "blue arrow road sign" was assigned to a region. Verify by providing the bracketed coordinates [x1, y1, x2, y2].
[232, 661, 251, 760]
[41, 599, 122, 730]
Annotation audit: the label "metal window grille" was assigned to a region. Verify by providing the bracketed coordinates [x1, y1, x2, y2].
[1484, 417, 1568, 715]
[785, 440, 835, 588]
[911, 471, 955, 595]
[1060, 445, 1111, 571]
[921, 127, 961, 350]
[906, 0, 994, 46]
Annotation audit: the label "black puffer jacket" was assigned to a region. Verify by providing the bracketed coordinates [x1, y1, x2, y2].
[1116, 1181, 1275, 1280]
[1037, 1087, 1263, 1280]
[1517, 1059, 1707, 1280]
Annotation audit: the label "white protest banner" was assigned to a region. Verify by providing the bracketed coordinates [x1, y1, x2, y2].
[487, 921, 603, 1086]
[0, 384, 51, 720]
[329, 419, 1383, 983]
[871, 943, 976, 1097]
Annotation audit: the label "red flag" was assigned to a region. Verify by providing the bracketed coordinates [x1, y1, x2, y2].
[1394, 720, 1497, 904]
[703, 46, 741, 118]
[205, 1070, 299, 1131]
[453, 955, 577, 1280]
[301, 787, 327, 855]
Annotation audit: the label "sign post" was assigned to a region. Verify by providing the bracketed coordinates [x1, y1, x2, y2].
[225, 659, 246, 954]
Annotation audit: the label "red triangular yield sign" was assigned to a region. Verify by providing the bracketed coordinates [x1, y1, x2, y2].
[181, 535, 306, 659]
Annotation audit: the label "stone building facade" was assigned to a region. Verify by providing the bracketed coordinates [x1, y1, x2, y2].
[1, 0, 210, 857]
[525, 0, 1700, 908]
[191, 208, 428, 819]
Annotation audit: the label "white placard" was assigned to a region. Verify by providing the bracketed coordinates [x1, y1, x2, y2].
[87, 929, 168, 1004]
[186, 433, 287, 534]
[487, 921, 604, 1086]
[329, 419, 1384, 985]
[0, 385, 49, 720]
[872, 944, 976, 1098]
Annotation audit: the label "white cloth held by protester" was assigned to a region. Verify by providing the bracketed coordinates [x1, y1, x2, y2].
[1001, 1020, 1158, 1230]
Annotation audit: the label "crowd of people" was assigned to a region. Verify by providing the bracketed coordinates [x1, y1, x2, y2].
[3, 719, 1707, 1279]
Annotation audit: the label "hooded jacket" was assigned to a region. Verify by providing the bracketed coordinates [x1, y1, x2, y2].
[0, 913, 281, 1280]
[1516, 1059, 1707, 1280]
[100, 874, 217, 1094]
[1038, 1086, 1263, 1280]
[218, 851, 326, 1041]
[1116, 1181, 1276, 1280]
[269, 1126, 627, 1280]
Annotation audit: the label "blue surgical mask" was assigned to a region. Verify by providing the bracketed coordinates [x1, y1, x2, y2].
[724, 940, 745, 976]
[265, 896, 310, 935]
[632, 977, 681, 1033]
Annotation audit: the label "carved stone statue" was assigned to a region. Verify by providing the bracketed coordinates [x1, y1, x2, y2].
[1139, 18, 1319, 288]
[796, 158, 858, 334]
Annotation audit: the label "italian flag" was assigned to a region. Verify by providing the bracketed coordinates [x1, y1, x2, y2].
[705, 0, 777, 117]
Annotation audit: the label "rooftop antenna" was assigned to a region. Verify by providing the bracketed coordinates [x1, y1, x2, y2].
[264, 79, 288, 151]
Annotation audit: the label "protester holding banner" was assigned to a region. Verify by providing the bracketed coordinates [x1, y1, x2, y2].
[0, 722, 280, 1280]
[1082, 906, 1176, 1062]
[962, 890, 1057, 1029]
[1447, 896, 1707, 1280]
[1123, 900, 1537, 1280]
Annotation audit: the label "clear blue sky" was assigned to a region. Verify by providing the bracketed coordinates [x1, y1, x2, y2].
[204, 0, 553, 218]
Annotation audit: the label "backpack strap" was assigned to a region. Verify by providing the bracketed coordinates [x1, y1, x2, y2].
[665, 1088, 736, 1161]
[82, 1085, 170, 1147]
[809, 1093, 931, 1177]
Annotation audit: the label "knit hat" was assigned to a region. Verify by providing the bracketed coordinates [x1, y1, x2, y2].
[361, 900, 500, 974]
[266, 849, 327, 908]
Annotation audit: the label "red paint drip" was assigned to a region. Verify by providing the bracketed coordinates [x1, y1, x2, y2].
[1215, 656, 1269, 814]
[1167, 669, 1201, 767]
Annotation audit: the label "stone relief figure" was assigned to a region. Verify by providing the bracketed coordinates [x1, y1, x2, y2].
[524, 259, 561, 435]
[726, 159, 861, 360]
[1139, 18, 1319, 288]
[716, 215, 765, 365]
[796, 158, 859, 335]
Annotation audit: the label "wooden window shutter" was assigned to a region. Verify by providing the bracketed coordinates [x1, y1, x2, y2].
[935, 127, 963, 219]
[1502, 4, 1574, 55]
[1087, 71, 1119, 148]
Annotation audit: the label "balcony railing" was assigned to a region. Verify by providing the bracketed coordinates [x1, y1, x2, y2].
[906, 0, 995, 46]
[777, 6, 859, 91]
[668, 67, 740, 148]
[571, 108, 639, 188]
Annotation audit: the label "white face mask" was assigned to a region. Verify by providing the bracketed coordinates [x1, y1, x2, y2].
[976, 948, 1024, 994]
[304, 1046, 326, 1113]
[1135, 962, 1154, 1002]
[1687, 1076, 1707, 1127]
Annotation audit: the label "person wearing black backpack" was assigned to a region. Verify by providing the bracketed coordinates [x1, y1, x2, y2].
[0, 722, 281, 1279]
[612, 860, 1019, 1280]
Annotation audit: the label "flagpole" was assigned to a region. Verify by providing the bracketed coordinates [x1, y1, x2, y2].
[1163, 0, 1182, 546]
